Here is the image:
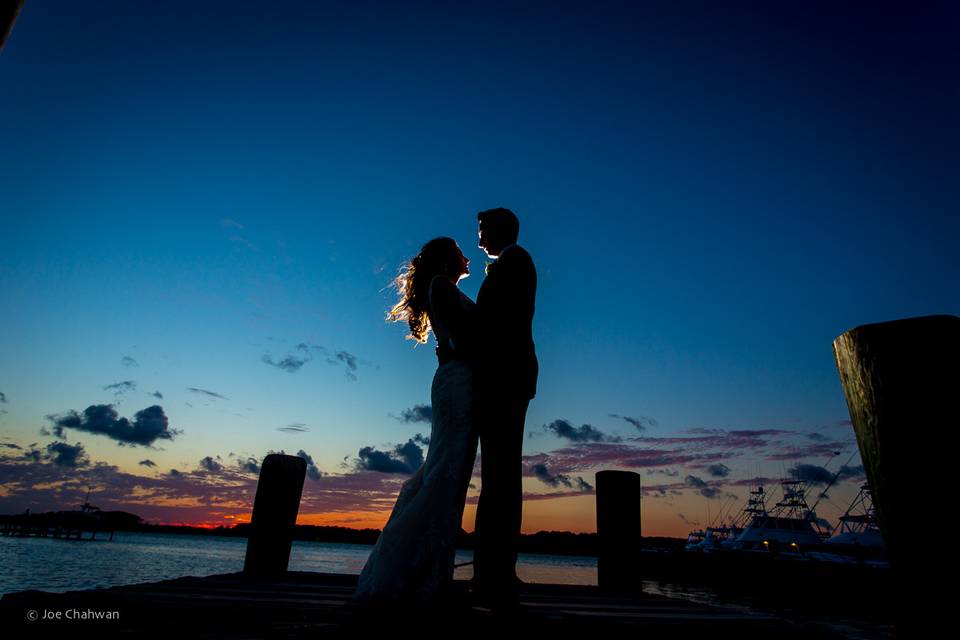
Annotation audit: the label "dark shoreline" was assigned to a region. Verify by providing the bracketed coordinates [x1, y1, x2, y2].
[0, 510, 684, 556]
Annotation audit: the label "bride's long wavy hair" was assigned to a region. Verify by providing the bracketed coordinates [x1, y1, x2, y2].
[387, 237, 461, 344]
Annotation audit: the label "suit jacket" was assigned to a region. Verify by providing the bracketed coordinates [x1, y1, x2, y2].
[476, 244, 538, 400]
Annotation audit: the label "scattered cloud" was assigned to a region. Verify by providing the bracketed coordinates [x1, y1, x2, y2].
[46, 404, 181, 447]
[609, 413, 657, 432]
[121, 356, 139, 368]
[707, 463, 731, 478]
[44, 441, 90, 468]
[788, 463, 865, 486]
[262, 342, 314, 373]
[528, 463, 593, 491]
[277, 423, 310, 433]
[355, 439, 425, 474]
[188, 388, 228, 400]
[685, 475, 723, 499]
[261, 343, 364, 380]
[139, 459, 157, 467]
[103, 380, 137, 396]
[646, 468, 679, 477]
[412, 433, 430, 447]
[199, 456, 223, 473]
[238, 456, 260, 474]
[542, 419, 621, 443]
[396, 404, 432, 424]
[151, 391, 163, 400]
[0, 391, 8, 403]
[296, 449, 324, 481]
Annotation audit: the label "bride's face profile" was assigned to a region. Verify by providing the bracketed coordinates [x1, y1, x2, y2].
[447, 244, 470, 283]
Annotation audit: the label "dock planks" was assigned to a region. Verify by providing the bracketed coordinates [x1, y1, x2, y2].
[1, 571, 849, 638]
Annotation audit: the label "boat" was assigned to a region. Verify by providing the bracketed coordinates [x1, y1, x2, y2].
[717, 480, 829, 557]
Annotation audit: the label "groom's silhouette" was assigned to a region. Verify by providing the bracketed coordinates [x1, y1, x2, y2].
[472, 207, 537, 608]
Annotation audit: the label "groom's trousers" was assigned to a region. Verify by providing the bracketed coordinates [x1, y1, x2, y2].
[473, 393, 531, 588]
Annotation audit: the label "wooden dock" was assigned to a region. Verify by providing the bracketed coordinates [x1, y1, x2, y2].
[0, 571, 861, 639]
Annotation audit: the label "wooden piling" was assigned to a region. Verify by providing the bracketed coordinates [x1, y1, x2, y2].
[833, 315, 958, 570]
[1, 0, 24, 52]
[243, 453, 307, 578]
[595, 470, 642, 593]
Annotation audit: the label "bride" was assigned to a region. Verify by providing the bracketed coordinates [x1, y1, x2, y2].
[352, 236, 480, 607]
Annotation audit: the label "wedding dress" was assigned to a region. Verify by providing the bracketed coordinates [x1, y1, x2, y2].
[353, 277, 479, 606]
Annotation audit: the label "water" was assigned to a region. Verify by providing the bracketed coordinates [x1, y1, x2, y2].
[0, 531, 597, 595]
[0, 533, 889, 638]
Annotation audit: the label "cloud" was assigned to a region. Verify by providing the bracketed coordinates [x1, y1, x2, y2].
[707, 463, 731, 478]
[529, 463, 593, 491]
[413, 433, 430, 447]
[542, 419, 621, 443]
[397, 404, 432, 424]
[521, 443, 730, 477]
[220, 218, 244, 230]
[685, 475, 723, 499]
[121, 356, 139, 368]
[323, 350, 361, 381]
[2, 443, 23, 450]
[789, 463, 865, 486]
[262, 343, 362, 379]
[806, 432, 829, 442]
[262, 343, 313, 373]
[47, 404, 181, 447]
[295, 450, 324, 481]
[765, 441, 850, 461]
[646, 468, 679, 477]
[45, 441, 90, 467]
[277, 424, 310, 433]
[334, 351, 358, 372]
[139, 459, 157, 467]
[239, 456, 260, 474]
[199, 456, 223, 473]
[0, 391, 7, 403]
[609, 413, 657, 432]
[188, 388, 228, 400]
[151, 391, 163, 400]
[103, 380, 137, 396]
[355, 439, 424, 474]
[169, 468, 182, 477]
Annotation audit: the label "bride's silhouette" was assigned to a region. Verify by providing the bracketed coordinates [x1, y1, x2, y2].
[352, 237, 479, 607]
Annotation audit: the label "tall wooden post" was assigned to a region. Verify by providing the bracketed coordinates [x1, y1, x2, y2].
[243, 453, 307, 578]
[833, 315, 958, 569]
[1, 0, 25, 52]
[833, 315, 958, 634]
[595, 470, 642, 593]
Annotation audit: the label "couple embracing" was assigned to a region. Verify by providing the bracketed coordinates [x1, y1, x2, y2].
[352, 207, 537, 612]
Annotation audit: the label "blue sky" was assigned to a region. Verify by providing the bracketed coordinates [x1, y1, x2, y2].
[1, 1, 957, 535]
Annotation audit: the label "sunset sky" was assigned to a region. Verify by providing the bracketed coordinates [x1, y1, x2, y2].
[1, 1, 957, 538]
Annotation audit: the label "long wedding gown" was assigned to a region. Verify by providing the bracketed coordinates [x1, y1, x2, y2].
[353, 277, 479, 606]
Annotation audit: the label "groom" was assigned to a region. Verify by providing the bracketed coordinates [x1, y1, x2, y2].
[471, 207, 538, 610]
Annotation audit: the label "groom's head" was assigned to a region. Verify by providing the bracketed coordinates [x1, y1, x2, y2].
[477, 207, 519, 258]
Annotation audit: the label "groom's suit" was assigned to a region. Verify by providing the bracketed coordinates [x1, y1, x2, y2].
[473, 243, 538, 590]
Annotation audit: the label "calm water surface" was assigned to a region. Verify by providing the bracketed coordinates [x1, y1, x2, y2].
[0, 531, 595, 595]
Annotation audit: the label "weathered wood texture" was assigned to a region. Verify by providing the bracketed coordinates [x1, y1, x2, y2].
[833, 314, 959, 572]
